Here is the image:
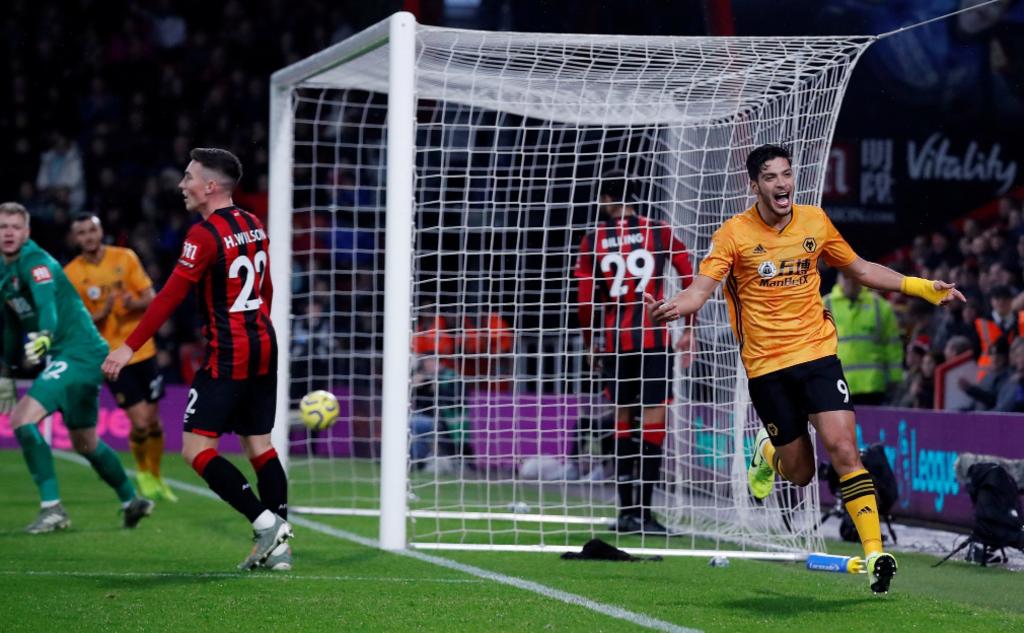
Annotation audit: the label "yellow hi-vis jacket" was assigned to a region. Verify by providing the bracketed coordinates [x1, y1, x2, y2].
[824, 285, 904, 395]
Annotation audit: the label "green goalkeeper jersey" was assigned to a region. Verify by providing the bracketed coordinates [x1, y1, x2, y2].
[0, 238, 108, 366]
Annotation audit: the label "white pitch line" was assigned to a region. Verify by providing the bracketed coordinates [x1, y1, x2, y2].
[0, 570, 481, 584]
[291, 515, 701, 633]
[53, 451, 701, 633]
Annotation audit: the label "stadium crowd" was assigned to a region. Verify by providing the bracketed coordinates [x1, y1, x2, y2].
[0, 0, 389, 383]
[2, 0, 1022, 415]
[877, 196, 1024, 411]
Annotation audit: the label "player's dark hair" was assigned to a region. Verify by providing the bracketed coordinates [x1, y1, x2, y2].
[746, 144, 792, 181]
[72, 212, 100, 225]
[598, 169, 636, 204]
[190, 147, 243, 188]
[0, 201, 30, 225]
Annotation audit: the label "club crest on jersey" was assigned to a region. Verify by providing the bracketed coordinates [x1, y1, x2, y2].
[757, 261, 778, 279]
[31, 266, 52, 283]
[803, 237, 817, 253]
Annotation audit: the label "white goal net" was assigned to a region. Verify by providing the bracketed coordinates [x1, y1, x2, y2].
[270, 12, 874, 557]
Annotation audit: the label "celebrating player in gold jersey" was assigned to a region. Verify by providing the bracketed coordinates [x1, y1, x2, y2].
[645, 144, 964, 595]
[65, 214, 176, 502]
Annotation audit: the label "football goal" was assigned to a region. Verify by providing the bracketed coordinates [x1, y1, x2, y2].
[269, 11, 876, 558]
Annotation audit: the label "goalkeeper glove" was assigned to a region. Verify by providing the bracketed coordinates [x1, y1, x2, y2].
[0, 377, 14, 413]
[24, 331, 52, 366]
[901, 276, 949, 306]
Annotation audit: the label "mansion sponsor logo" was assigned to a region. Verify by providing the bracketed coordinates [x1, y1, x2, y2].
[907, 133, 1018, 195]
[181, 240, 199, 260]
[757, 258, 811, 287]
[759, 275, 810, 288]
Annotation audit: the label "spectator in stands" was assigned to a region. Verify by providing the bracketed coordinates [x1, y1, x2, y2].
[892, 338, 929, 409]
[460, 311, 514, 389]
[988, 261, 1020, 296]
[36, 131, 86, 214]
[1008, 208, 1024, 240]
[408, 355, 472, 468]
[997, 196, 1021, 228]
[953, 264, 983, 306]
[968, 233, 997, 272]
[975, 285, 1019, 378]
[413, 313, 456, 359]
[959, 339, 1012, 411]
[909, 234, 929, 269]
[942, 334, 975, 364]
[963, 218, 981, 242]
[145, 0, 188, 49]
[925, 230, 961, 270]
[901, 300, 939, 352]
[824, 270, 903, 405]
[994, 338, 1024, 412]
[932, 298, 981, 358]
[907, 351, 940, 409]
[289, 299, 336, 402]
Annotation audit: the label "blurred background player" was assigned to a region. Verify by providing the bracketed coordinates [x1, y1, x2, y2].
[824, 269, 904, 405]
[102, 148, 292, 571]
[574, 169, 694, 535]
[646, 144, 964, 593]
[65, 213, 176, 502]
[0, 202, 153, 533]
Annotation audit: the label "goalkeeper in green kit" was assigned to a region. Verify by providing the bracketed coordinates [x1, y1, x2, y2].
[0, 202, 154, 533]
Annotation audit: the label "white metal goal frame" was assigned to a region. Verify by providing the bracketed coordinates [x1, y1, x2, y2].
[269, 11, 878, 559]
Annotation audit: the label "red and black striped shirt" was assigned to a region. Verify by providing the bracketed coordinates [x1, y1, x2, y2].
[176, 207, 277, 379]
[126, 206, 277, 380]
[575, 214, 692, 353]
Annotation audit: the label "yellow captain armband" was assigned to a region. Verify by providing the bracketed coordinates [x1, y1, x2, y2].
[900, 276, 947, 305]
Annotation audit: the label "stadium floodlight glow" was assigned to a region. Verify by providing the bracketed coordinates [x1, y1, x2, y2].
[270, 11, 878, 558]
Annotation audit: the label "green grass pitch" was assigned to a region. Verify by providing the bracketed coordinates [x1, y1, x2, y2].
[0, 450, 1021, 632]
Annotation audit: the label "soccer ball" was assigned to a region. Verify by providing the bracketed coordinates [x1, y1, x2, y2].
[299, 390, 340, 431]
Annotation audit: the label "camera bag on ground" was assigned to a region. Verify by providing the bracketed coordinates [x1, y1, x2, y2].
[935, 462, 1024, 567]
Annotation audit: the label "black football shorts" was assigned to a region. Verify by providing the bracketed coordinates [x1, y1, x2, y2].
[747, 355, 854, 446]
[183, 368, 277, 437]
[107, 357, 165, 408]
[600, 349, 674, 407]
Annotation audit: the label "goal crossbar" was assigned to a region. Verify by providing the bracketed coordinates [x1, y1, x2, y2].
[271, 11, 876, 558]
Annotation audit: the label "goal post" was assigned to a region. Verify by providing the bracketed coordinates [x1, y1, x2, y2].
[378, 12, 417, 551]
[269, 11, 876, 558]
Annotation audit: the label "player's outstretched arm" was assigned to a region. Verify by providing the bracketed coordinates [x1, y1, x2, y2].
[645, 274, 719, 323]
[101, 344, 134, 381]
[101, 273, 194, 381]
[839, 257, 965, 306]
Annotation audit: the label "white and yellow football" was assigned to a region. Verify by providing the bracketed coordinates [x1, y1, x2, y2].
[299, 389, 340, 431]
